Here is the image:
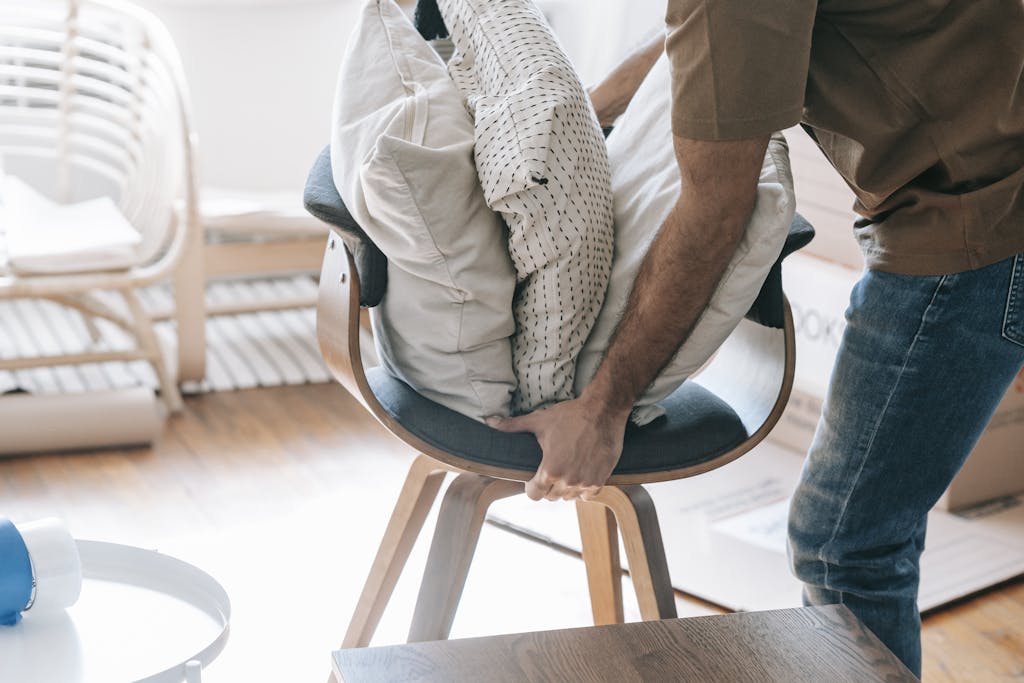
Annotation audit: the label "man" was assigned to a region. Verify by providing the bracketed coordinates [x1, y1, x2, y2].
[489, 0, 1024, 675]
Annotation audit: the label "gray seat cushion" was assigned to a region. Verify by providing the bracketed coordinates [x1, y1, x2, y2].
[368, 367, 748, 476]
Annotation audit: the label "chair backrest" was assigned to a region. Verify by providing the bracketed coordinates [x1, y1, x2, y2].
[308, 144, 803, 483]
[0, 0, 197, 263]
[316, 226, 798, 485]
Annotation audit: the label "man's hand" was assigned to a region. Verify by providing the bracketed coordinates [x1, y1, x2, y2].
[488, 395, 630, 502]
[495, 135, 767, 503]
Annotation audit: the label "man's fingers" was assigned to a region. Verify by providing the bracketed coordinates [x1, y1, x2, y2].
[486, 413, 538, 434]
[545, 483, 567, 502]
[561, 483, 599, 501]
[525, 473, 552, 501]
[540, 474, 567, 501]
[527, 469, 577, 502]
[529, 479, 598, 502]
[528, 470, 601, 503]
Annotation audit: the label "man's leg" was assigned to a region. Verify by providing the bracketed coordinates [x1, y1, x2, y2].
[788, 254, 1024, 677]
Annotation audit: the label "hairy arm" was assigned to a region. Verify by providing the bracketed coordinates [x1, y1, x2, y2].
[490, 134, 770, 501]
[588, 31, 665, 127]
[584, 135, 769, 413]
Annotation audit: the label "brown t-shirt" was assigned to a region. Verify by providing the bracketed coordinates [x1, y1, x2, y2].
[666, 0, 1024, 275]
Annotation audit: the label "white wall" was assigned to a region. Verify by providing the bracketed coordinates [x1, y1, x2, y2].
[135, 0, 664, 195]
[135, 0, 361, 194]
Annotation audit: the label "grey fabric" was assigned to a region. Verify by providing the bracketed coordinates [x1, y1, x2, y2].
[368, 367, 748, 475]
[303, 146, 388, 308]
[746, 212, 815, 328]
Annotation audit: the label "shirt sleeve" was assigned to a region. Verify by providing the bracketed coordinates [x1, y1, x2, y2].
[666, 0, 816, 140]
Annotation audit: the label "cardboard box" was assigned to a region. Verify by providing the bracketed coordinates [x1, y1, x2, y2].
[939, 378, 1024, 510]
[771, 253, 1024, 511]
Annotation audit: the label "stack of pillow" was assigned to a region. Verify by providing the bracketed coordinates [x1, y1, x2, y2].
[330, 0, 795, 425]
[431, 0, 616, 415]
[331, 0, 517, 421]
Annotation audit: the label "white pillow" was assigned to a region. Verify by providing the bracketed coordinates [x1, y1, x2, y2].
[2, 176, 141, 275]
[437, 0, 615, 415]
[574, 55, 796, 425]
[330, 0, 517, 421]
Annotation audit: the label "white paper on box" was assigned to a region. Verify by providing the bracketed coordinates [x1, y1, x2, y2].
[712, 500, 790, 554]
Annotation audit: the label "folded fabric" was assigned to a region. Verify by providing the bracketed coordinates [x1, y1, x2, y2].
[574, 55, 796, 425]
[427, 0, 615, 414]
[1, 176, 141, 275]
[330, 0, 517, 421]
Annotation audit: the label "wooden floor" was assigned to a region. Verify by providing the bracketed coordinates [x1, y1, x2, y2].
[3, 383, 1023, 681]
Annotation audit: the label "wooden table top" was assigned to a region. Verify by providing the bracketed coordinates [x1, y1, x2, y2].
[333, 605, 920, 682]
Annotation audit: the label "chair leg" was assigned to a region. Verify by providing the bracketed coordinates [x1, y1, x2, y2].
[174, 213, 207, 383]
[589, 486, 677, 621]
[82, 312, 103, 345]
[341, 455, 451, 649]
[576, 500, 625, 625]
[121, 289, 184, 413]
[407, 474, 523, 643]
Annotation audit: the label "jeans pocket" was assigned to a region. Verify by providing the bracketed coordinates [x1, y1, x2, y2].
[1004, 254, 1024, 347]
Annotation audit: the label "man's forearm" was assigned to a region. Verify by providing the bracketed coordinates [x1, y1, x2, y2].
[582, 135, 771, 416]
[488, 135, 771, 502]
[588, 30, 665, 127]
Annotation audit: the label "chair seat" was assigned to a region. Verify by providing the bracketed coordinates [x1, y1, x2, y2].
[368, 367, 749, 476]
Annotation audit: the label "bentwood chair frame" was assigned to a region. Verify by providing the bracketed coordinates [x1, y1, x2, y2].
[316, 221, 797, 649]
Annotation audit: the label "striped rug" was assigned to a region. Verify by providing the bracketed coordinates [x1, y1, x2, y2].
[0, 276, 330, 397]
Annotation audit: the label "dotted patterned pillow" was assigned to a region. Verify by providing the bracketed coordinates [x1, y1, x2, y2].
[435, 0, 615, 414]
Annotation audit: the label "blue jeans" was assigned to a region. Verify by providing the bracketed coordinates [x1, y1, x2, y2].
[787, 253, 1024, 677]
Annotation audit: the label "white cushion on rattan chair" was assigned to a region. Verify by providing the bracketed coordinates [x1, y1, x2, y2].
[574, 56, 796, 425]
[330, 0, 517, 421]
[1, 176, 140, 275]
[438, 0, 615, 414]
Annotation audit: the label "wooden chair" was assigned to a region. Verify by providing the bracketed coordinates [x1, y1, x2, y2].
[0, 0, 204, 407]
[306, 146, 810, 650]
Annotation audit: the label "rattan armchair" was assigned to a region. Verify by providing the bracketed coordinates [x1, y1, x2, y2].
[0, 0, 203, 410]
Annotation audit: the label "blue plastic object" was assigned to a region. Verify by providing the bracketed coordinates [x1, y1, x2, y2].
[0, 518, 33, 626]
